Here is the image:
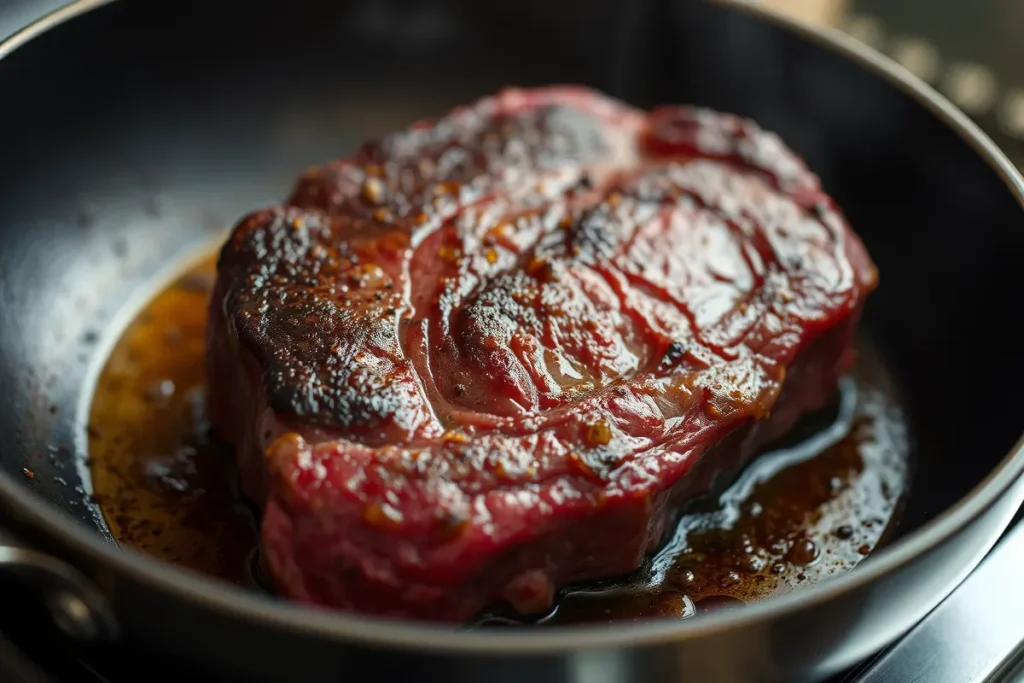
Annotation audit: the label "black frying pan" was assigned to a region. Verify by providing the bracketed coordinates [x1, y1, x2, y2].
[1, 0, 1023, 681]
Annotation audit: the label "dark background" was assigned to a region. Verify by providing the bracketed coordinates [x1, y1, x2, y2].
[800, 0, 1024, 169]
[2, 0, 1021, 164]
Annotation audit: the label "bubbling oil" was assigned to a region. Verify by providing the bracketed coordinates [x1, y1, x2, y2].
[88, 254, 911, 622]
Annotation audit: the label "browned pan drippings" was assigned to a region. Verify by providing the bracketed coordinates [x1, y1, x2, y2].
[87, 253, 910, 623]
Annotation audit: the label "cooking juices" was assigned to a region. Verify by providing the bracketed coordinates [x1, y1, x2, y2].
[88, 253, 910, 624]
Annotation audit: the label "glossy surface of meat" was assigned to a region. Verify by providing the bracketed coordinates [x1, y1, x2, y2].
[206, 86, 877, 621]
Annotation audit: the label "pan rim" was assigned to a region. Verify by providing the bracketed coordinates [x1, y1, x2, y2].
[1, 0, 1024, 655]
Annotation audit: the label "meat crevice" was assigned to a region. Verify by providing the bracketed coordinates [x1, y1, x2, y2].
[206, 86, 877, 621]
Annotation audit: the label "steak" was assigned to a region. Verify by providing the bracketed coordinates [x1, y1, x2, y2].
[206, 86, 877, 621]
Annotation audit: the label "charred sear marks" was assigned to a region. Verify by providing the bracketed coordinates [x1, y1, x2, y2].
[287, 93, 631, 238]
[218, 207, 437, 441]
[215, 86, 871, 454]
[207, 86, 879, 623]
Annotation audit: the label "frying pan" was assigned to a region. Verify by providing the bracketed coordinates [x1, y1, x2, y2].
[0, 0, 1023, 681]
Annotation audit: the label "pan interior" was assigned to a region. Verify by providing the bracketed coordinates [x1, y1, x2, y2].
[84, 247, 913, 620]
[0, 0, 1022, 623]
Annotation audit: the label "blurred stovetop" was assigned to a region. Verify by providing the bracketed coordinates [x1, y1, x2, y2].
[768, 0, 1024, 170]
[2, 1, 1023, 682]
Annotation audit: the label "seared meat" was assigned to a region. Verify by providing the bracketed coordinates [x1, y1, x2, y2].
[206, 86, 877, 621]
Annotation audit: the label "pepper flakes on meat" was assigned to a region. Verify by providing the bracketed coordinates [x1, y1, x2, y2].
[584, 418, 613, 447]
[363, 501, 404, 530]
[433, 509, 470, 541]
[360, 177, 386, 205]
[443, 430, 470, 443]
[439, 245, 462, 263]
[207, 85, 878, 622]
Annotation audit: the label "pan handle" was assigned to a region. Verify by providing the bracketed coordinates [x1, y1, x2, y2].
[0, 527, 118, 642]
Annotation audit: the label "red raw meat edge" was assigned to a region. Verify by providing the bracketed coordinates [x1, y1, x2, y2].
[206, 85, 878, 621]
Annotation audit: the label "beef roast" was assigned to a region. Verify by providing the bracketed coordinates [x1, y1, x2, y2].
[206, 86, 877, 621]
